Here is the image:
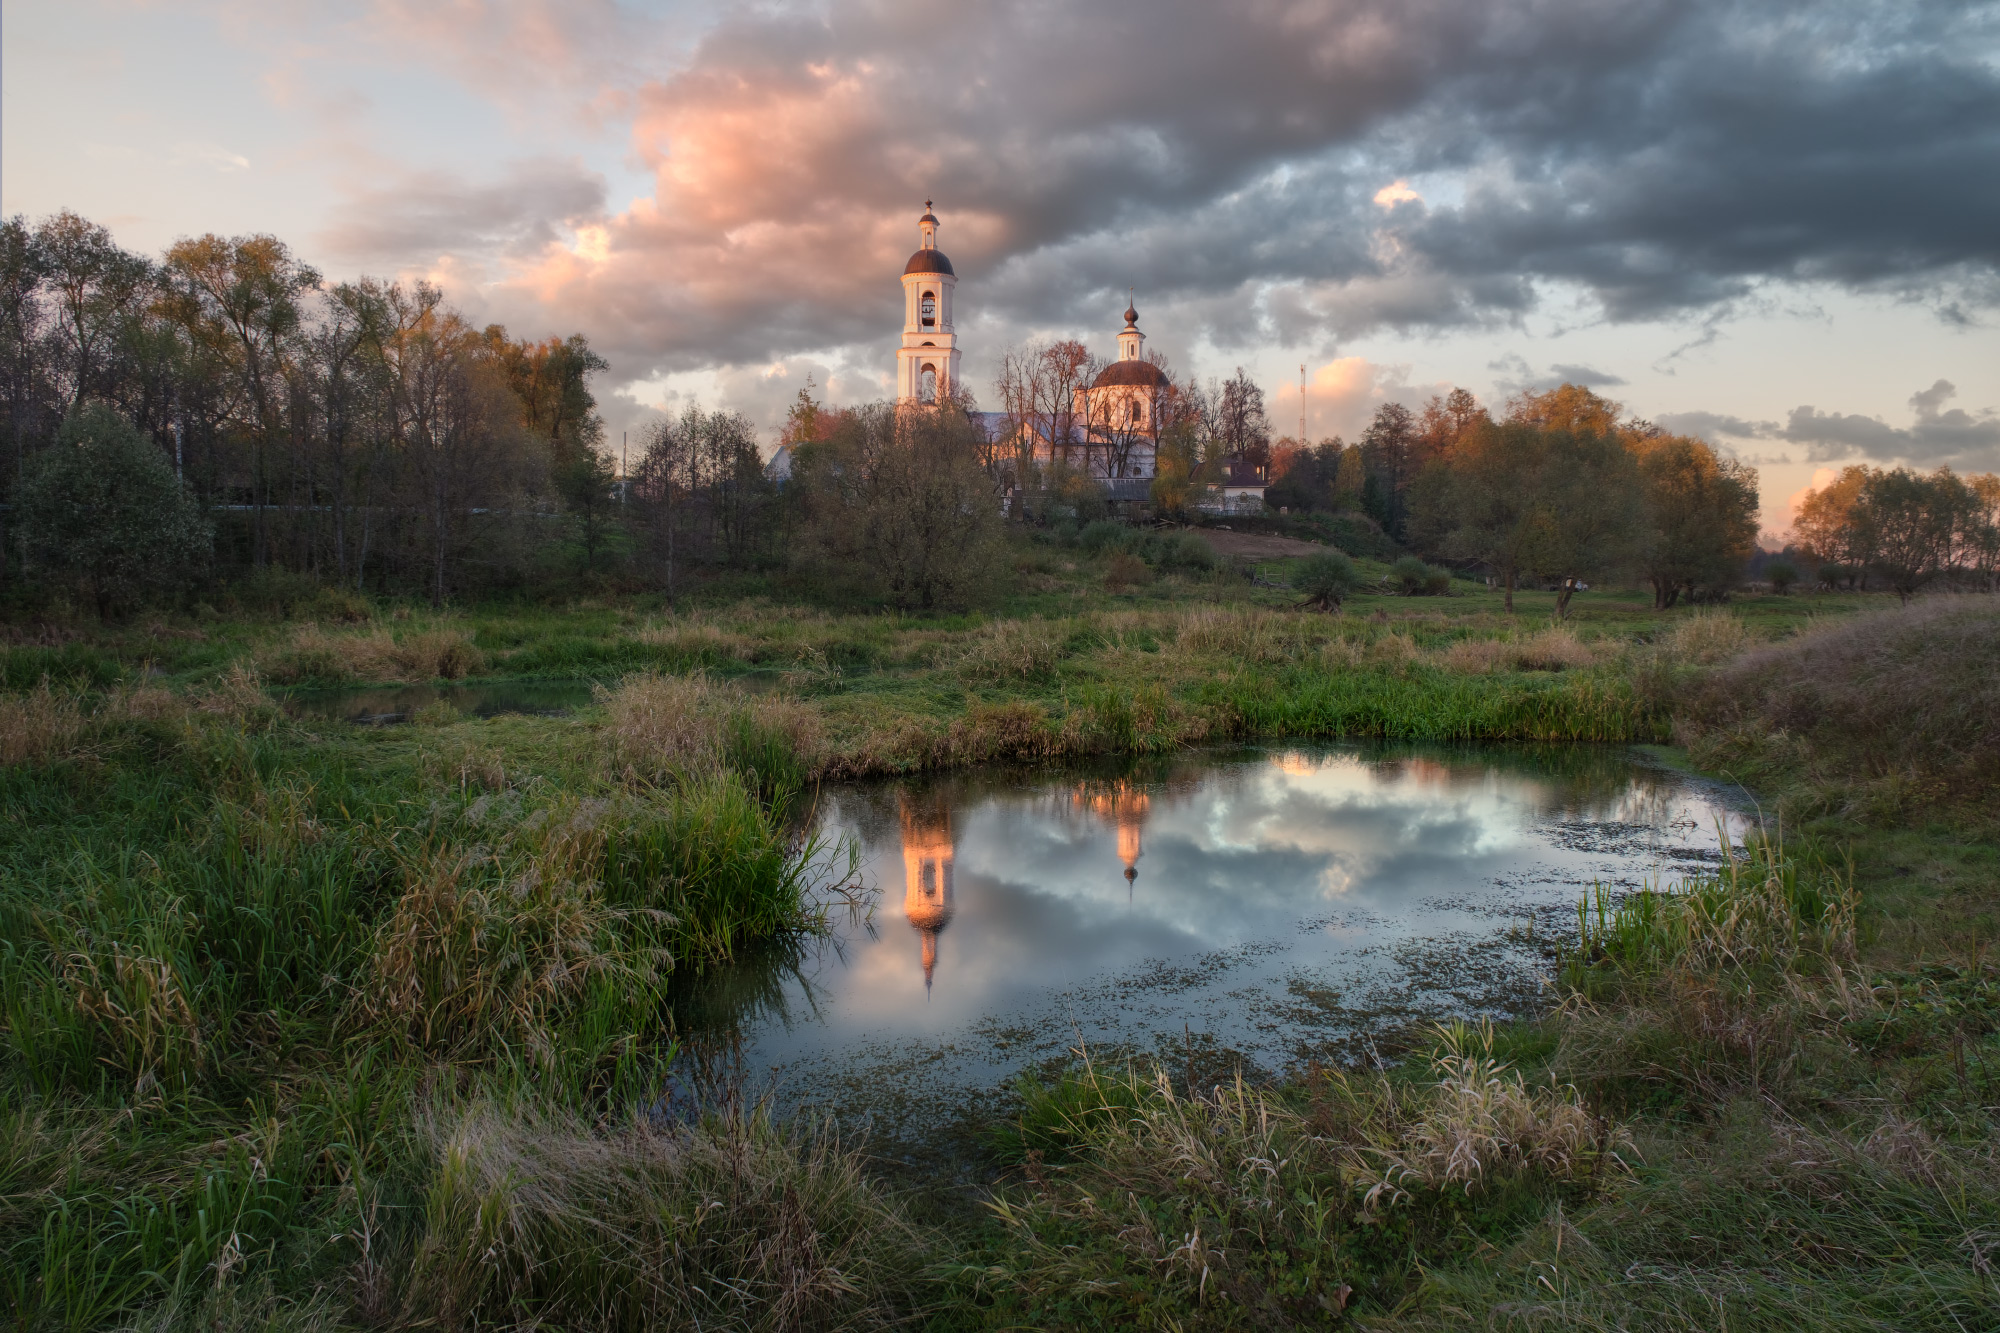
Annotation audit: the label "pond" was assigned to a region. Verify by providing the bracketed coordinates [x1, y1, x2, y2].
[670, 742, 1747, 1164]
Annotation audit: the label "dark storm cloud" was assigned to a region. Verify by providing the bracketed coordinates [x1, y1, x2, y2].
[427, 0, 1997, 384]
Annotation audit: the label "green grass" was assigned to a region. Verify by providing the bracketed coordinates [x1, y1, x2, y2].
[1, 538, 1994, 1331]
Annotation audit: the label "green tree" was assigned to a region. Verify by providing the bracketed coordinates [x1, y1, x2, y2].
[791, 399, 1000, 610]
[1295, 550, 1358, 612]
[18, 404, 211, 617]
[1631, 434, 1759, 608]
[1862, 467, 1980, 604]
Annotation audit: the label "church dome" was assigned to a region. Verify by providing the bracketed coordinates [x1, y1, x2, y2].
[904, 248, 955, 276]
[1091, 358, 1169, 389]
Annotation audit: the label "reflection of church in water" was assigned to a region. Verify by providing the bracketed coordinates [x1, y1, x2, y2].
[896, 781, 1154, 990]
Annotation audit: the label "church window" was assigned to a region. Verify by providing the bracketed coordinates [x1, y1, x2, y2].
[921, 291, 935, 327]
[920, 364, 937, 402]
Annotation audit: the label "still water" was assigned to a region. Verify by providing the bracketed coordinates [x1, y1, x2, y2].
[672, 743, 1746, 1150]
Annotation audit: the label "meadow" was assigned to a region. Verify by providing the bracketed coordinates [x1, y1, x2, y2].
[2, 534, 1995, 1331]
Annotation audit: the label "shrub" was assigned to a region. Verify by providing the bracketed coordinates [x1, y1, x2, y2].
[1765, 557, 1799, 594]
[1077, 519, 1130, 554]
[1390, 555, 1430, 594]
[1295, 550, 1358, 611]
[1818, 561, 1850, 590]
[16, 405, 212, 619]
[1104, 551, 1152, 589]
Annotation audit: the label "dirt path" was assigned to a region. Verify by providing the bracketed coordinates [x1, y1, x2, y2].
[1187, 528, 1329, 560]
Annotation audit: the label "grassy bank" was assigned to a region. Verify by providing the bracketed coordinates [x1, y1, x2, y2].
[2, 545, 1994, 1330]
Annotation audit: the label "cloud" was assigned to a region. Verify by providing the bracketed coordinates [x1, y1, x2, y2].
[233, 0, 1999, 405]
[1778, 379, 2000, 469]
[171, 141, 251, 173]
[1653, 410, 1778, 441]
[318, 157, 607, 267]
[1486, 353, 1627, 396]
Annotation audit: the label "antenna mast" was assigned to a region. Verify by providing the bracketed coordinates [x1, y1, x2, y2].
[1299, 364, 1307, 443]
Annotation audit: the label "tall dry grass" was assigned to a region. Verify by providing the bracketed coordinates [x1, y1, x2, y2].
[984, 1043, 1629, 1322]
[406, 1101, 931, 1332]
[0, 683, 89, 765]
[360, 816, 668, 1065]
[1659, 607, 1751, 665]
[0, 667, 277, 767]
[1354, 1019, 1622, 1210]
[263, 624, 486, 684]
[602, 673, 823, 785]
[1678, 597, 2000, 819]
[1439, 625, 1601, 674]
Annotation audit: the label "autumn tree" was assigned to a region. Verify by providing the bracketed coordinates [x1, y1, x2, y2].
[1794, 465, 1875, 588]
[164, 232, 321, 567]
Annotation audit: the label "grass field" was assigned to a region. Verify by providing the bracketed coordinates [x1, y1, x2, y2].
[2, 532, 1994, 1331]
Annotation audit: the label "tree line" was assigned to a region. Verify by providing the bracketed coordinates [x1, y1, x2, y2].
[1792, 464, 2000, 601]
[1, 210, 647, 611]
[1266, 382, 1999, 612]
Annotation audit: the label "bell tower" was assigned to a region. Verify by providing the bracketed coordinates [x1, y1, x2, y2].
[897, 201, 960, 404]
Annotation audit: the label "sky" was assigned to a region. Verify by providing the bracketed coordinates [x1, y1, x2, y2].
[5, 0, 1998, 541]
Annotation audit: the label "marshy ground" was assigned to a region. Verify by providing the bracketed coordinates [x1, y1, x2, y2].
[2, 537, 1996, 1331]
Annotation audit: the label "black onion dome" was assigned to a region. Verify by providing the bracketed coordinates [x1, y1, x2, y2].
[1091, 359, 1170, 389]
[1123, 302, 1139, 325]
[904, 248, 955, 276]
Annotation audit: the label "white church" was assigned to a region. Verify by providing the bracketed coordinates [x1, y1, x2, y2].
[894, 201, 1257, 501]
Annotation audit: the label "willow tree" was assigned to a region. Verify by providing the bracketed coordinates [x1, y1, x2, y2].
[1632, 433, 1760, 608]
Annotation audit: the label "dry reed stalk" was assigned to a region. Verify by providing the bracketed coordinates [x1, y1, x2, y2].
[1661, 608, 1751, 665]
[1357, 1020, 1623, 1209]
[0, 683, 90, 765]
[1440, 625, 1601, 674]
[268, 624, 486, 684]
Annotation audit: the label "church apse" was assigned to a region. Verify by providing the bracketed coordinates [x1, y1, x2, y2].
[898, 791, 956, 990]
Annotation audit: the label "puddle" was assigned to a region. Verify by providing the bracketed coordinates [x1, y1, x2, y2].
[670, 742, 1747, 1160]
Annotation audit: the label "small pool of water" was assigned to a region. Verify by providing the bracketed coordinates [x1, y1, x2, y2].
[671, 742, 1746, 1156]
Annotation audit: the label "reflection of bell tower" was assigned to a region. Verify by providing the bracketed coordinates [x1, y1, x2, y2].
[899, 792, 956, 991]
[1075, 780, 1151, 894]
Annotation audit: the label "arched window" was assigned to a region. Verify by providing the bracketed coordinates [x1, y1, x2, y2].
[920, 364, 938, 402]
[921, 291, 936, 327]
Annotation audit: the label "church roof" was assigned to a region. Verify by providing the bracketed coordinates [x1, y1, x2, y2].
[1091, 358, 1170, 389]
[904, 248, 955, 276]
